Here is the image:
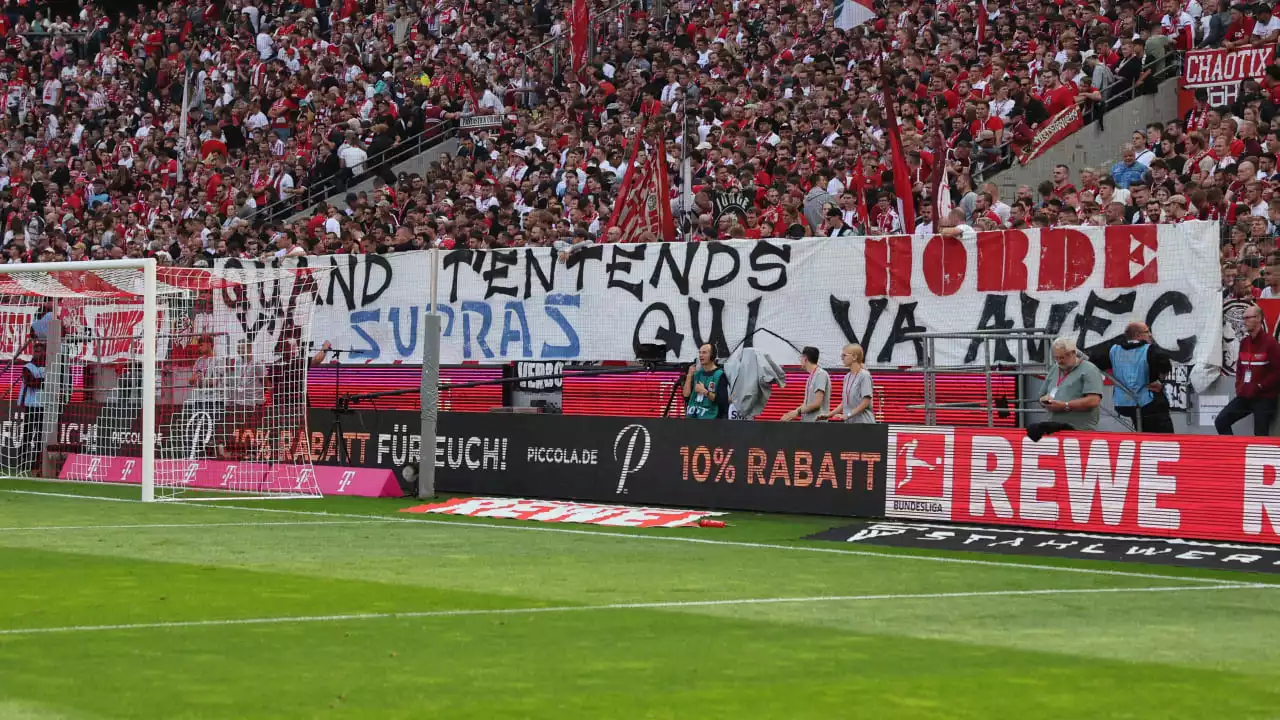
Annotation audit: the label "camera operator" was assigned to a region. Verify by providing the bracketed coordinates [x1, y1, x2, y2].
[682, 343, 727, 419]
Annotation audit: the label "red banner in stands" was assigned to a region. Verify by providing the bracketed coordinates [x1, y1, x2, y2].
[1017, 105, 1083, 165]
[1182, 47, 1274, 88]
[884, 425, 1280, 545]
[1179, 47, 1274, 115]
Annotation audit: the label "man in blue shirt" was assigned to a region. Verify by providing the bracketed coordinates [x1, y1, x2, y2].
[1110, 144, 1149, 189]
[1090, 322, 1174, 433]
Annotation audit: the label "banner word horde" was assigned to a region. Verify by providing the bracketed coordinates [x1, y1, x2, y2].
[216, 222, 1223, 370]
[400, 496, 726, 528]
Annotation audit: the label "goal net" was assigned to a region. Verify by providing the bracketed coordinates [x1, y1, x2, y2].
[0, 259, 329, 501]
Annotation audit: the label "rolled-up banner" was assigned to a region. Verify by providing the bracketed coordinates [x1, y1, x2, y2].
[1017, 105, 1083, 166]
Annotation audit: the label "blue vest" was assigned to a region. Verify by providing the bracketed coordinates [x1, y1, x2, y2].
[1109, 344, 1153, 408]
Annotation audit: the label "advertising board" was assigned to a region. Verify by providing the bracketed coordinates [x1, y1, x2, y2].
[884, 426, 1280, 545]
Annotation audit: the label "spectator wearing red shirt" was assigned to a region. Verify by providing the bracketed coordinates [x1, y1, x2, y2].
[1216, 305, 1280, 435]
[969, 103, 1005, 144]
[1051, 164, 1078, 199]
[1042, 72, 1079, 116]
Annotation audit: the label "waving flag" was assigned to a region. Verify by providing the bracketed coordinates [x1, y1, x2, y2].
[850, 156, 871, 226]
[568, 0, 590, 72]
[930, 129, 952, 224]
[880, 73, 916, 234]
[834, 0, 876, 30]
[607, 108, 675, 243]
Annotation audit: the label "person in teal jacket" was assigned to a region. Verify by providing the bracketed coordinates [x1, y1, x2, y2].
[683, 344, 727, 419]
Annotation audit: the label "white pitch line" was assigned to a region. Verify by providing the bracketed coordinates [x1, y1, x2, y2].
[0, 519, 399, 533]
[0, 583, 1270, 638]
[174, 499, 1267, 586]
[0, 487, 1271, 587]
[0, 488, 140, 503]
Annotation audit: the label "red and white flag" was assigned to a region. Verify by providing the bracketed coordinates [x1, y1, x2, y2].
[930, 129, 952, 225]
[850, 156, 871, 226]
[834, 0, 875, 30]
[976, 1, 988, 44]
[568, 0, 590, 72]
[607, 108, 675, 243]
[881, 74, 916, 234]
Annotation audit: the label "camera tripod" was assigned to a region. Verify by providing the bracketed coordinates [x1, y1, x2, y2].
[315, 347, 357, 465]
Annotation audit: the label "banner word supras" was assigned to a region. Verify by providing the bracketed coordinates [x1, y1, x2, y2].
[216, 223, 1223, 369]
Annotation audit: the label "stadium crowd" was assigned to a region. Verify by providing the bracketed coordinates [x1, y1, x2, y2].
[0, 0, 1266, 268]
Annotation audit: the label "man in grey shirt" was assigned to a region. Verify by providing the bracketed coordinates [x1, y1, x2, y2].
[1029, 336, 1104, 440]
[781, 346, 829, 422]
[802, 172, 835, 231]
[822, 343, 876, 424]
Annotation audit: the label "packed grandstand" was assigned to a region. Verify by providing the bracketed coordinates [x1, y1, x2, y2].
[0, 0, 1267, 290]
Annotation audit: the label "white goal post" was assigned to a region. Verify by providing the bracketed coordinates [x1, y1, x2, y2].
[0, 258, 329, 501]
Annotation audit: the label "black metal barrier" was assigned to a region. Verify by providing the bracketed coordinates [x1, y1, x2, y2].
[309, 409, 888, 517]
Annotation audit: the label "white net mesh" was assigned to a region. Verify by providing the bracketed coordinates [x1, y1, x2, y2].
[0, 262, 329, 500]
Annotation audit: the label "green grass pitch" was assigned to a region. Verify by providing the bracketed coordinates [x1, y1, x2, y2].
[1, 478, 1278, 719]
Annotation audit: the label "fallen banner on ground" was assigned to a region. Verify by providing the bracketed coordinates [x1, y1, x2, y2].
[808, 519, 1280, 573]
[884, 425, 1280, 545]
[215, 223, 1223, 373]
[401, 496, 725, 528]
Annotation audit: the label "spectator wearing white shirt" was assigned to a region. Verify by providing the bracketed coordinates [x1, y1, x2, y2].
[244, 110, 269, 131]
[323, 205, 343, 236]
[338, 134, 368, 176]
[241, 3, 261, 33]
[1160, 0, 1195, 38]
[1253, 4, 1280, 42]
[478, 87, 505, 113]
[256, 30, 275, 61]
[980, 183, 1013, 225]
[271, 231, 306, 259]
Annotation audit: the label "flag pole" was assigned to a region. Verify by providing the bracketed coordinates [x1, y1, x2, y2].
[679, 87, 691, 243]
[177, 68, 191, 184]
[879, 70, 916, 234]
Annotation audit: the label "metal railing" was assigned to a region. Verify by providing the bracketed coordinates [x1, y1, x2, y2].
[515, 0, 633, 109]
[980, 51, 1183, 182]
[904, 328, 1153, 431]
[906, 328, 1054, 428]
[246, 117, 459, 225]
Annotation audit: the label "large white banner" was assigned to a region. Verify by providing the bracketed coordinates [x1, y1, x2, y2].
[215, 222, 1223, 371]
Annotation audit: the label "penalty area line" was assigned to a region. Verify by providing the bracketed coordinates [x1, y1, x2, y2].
[0, 583, 1270, 637]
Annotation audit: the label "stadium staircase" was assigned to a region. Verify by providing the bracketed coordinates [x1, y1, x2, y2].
[247, 115, 501, 225]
